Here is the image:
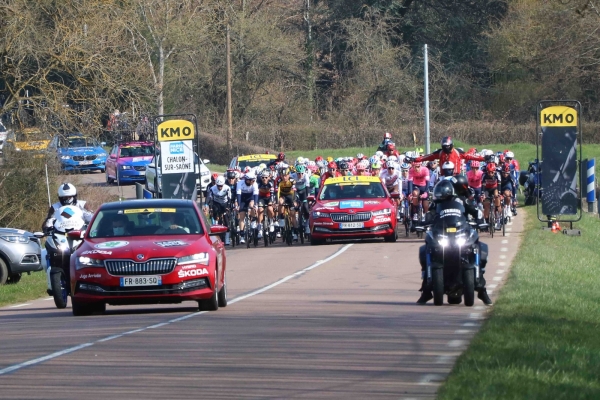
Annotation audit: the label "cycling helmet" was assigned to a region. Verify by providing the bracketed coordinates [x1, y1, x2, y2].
[244, 171, 256, 181]
[386, 161, 397, 170]
[441, 161, 455, 177]
[387, 142, 396, 151]
[501, 164, 511, 173]
[486, 163, 497, 173]
[315, 156, 323, 163]
[243, 166, 251, 173]
[326, 157, 334, 162]
[356, 163, 366, 171]
[258, 163, 267, 170]
[296, 165, 306, 174]
[211, 173, 219, 181]
[339, 161, 349, 170]
[400, 163, 410, 170]
[327, 161, 337, 169]
[470, 161, 480, 169]
[441, 136, 454, 154]
[308, 161, 316, 167]
[388, 155, 398, 162]
[58, 183, 77, 205]
[216, 176, 226, 186]
[375, 151, 384, 158]
[278, 152, 285, 161]
[226, 170, 237, 179]
[381, 155, 388, 161]
[307, 163, 318, 173]
[384, 132, 392, 140]
[453, 175, 469, 197]
[356, 153, 365, 159]
[433, 180, 455, 201]
[369, 155, 379, 164]
[296, 156, 305, 165]
[260, 170, 270, 178]
[505, 151, 514, 159]
[371, 161, 382, 170]
[398, 154, 405, 164]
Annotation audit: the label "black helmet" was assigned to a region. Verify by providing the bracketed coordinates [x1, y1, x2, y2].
[433, 180, 455, 202]
[338, 161, 349, 170]
[441, 136, 453, 154]
[452, 175, 469, 197]
[226, 170, 237, 179]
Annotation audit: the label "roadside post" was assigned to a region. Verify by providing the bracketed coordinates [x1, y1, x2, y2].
[585, 158, 597, 214]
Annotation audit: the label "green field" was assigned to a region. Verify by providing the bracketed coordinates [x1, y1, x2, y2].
[0, 271, 48, 308]
[437, 204, 600, 399]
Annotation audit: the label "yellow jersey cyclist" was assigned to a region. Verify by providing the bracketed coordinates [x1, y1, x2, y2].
[277, 167, 297, 240]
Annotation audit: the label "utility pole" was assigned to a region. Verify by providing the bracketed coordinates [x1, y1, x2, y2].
[226, 25, 233, 158]
[424, 44, 430, 154]
[305, 0, 315, 122]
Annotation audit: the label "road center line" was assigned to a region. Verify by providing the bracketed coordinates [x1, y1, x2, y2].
[9, 304, 31, 308]
[0, 244, 353, 376]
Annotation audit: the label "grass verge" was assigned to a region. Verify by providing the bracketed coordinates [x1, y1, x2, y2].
[0, 271, 48, 308]
[437, 206, 600, 399]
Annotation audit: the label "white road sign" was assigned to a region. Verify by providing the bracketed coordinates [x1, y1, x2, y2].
[160, 140, 194, 174]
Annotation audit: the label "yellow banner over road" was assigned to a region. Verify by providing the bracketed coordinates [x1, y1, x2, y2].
[325, 176, 381, 185]
[238, 154, 276, 161]
[540, 106, 578, 127]
[157, 119, 195, 142]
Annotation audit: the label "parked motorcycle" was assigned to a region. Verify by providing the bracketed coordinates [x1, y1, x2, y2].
[519, 159, 542, 206]
[417, 211, 485, 307]
[44, 206, 86, 309]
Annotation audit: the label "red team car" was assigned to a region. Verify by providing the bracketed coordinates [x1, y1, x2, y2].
[68, 199, 227, 316]
[309, 176, 399, 245]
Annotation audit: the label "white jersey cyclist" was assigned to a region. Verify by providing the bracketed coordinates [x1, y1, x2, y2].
[379, 162, 402, 193]
[236, 173, 259, 211]
[207, 177, 233, 206]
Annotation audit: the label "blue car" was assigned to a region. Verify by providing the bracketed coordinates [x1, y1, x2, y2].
[50, 133, 108, 172]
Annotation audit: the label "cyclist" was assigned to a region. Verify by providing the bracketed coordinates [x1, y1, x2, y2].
[236, 171, 259, 244]
[207, 176, 233, 244]
[440, 161, 455, 179]
[371, 160, 382, 177]
[500, 163, 518, 216]
[427, 160, 439, 191]
[268, 152, 286, 169]
[294, 165, 311, 236]
[467, 161, 483, 204]
[277, 167, 298, 240]
[319, 161, 342, 187]
[385, 142, 400, 158]
[481, 162, 502, 231]
[408, 161, 430, 225]
[338, 161, 353, 176]
[504, 150, 520, 192]
[377, 132, 393, 153]
[399, 163, 413, 222]
[408, 137, 484, 175]
[257, 170, 276, 239]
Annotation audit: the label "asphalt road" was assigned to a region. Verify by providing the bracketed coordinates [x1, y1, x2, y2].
[0, 206, 524, 399]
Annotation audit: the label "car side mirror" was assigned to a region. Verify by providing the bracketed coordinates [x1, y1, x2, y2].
[100, 142, 106, 146]
[203, 159, 210, 164]
[110, 154, 117, 159]
[390, 192, 400, 199]
[67, 230, 83, 239]
[307, 195, 315, 202]
[210, 225, 228, 235]
[33, 231, 45, 239]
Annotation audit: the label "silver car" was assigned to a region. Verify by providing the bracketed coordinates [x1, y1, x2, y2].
[0, 228, 43, 284]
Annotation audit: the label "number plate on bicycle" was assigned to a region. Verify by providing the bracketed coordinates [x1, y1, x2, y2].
[446, 227, 457, 233]
[339, 222, 364, 229]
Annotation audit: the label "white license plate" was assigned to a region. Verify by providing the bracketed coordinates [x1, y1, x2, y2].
[79, 160, 93, 165]
[339, 222, 364, 229]
[120, 276, 162, 287]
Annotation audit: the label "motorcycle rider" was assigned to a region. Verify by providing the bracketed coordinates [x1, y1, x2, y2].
[416, 179, 493, 306]
[42, 183, 94, 233]
[407, 137, 485, 175]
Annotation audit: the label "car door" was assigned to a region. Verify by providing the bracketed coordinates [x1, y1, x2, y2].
[107, 146, 117, 178]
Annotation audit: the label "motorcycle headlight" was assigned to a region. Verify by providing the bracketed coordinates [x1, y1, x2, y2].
[372, 208, 391, 216]
[178, 252, 209, 266]
[438, 237, 449, 247]
[0, 235, 29, 243]
[312, 211, 330, 219]
[76, 256, 104, 270]
[456, 237, 466, 247]
[120, 165, 132, 170]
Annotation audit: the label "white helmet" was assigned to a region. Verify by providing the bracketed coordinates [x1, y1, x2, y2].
[375, 151, 384, 158]
[215, 176, 226, 186]
[58, 183, 77, 205]
[441, 161, 455, 176]
[388, 155, 398, 162]
[398, 154, 405, 164]
[505, 151, 515, 158]
[244, 171, 256, 180]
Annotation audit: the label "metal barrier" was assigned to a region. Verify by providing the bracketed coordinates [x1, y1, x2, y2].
[135, 183, 154, 199]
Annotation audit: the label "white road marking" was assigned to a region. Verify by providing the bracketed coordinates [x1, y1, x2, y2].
[501, 239, 508, 244]
[436, 354, 459, 364]
[447, 340, 466, 348]
[493, 276, 502, 281]
[469, 313, 483, 319]
[43, 297, 54, 301]
[498, 262, 506, 267]
[9, 303, 31, 308]
[462, 322, 480, 327]
[454, 330, 471, 334]
[505, 233, 511, 237]
[0, 244, 354, 376]
[474, 306, 485, 310]
[506, 227, 512, 231]
[500, 247, 508, 252]
[499, 255, 507, 259]
[488, 284, 497, 289]
[496, 269, 505, 274]
[488, 290, 494, 295]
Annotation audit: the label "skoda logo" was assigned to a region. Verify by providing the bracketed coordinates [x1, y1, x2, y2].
[348, 209, 356, 214]
[136, 254, 144, 260]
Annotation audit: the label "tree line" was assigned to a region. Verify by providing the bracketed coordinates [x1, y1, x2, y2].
[1, 0, 599, 151]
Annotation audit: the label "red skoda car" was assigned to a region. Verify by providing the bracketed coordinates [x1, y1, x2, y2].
[309, 176, 399, 245]
[69, 199, 227, 316]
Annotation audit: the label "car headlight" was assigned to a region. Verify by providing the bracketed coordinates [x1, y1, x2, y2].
[120, 165, 132, 170]
[178, 253, 209, 266]
[76, 256, 104, 270]
[372, 208, 391, 216]
[60, 155, 71, 160]
[201, 170, 210, 176]
[312, 211, 331, 218]
[438, 237, 449, 247]
[0, 235, 29, 243]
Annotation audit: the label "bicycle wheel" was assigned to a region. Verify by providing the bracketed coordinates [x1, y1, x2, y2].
[263, 217, 269, 247]
[284, 215, 293, 246]
[489, 211, 494, 238]
[298, 212, 305, 245]
[229, 212, 237, 248]
[403, 201, 410, 237]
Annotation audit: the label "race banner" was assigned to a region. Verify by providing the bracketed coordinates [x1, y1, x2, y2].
[539, 105, 579, 215]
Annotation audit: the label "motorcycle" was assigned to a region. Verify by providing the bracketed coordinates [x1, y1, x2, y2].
[417, 210, 487, 307]
[519, 160, 541, 206]
[44, 206, 86, 309]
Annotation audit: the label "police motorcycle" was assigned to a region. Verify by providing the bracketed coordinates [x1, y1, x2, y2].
[519, 159, 541, 206]
[42, 206, 86, 309]
[416, 182, 486, 307]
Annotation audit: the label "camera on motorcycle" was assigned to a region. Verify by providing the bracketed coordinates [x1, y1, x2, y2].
[67, 230, 84, 239]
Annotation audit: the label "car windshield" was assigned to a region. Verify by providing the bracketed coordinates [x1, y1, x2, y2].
[319, 181, 386, 200]
[15, 131, 49, 141]
[88, 206, 203, 238]
[119, 145, 154, 157]
[238, 159, 273, 170]
[64, 136, 99, 148]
